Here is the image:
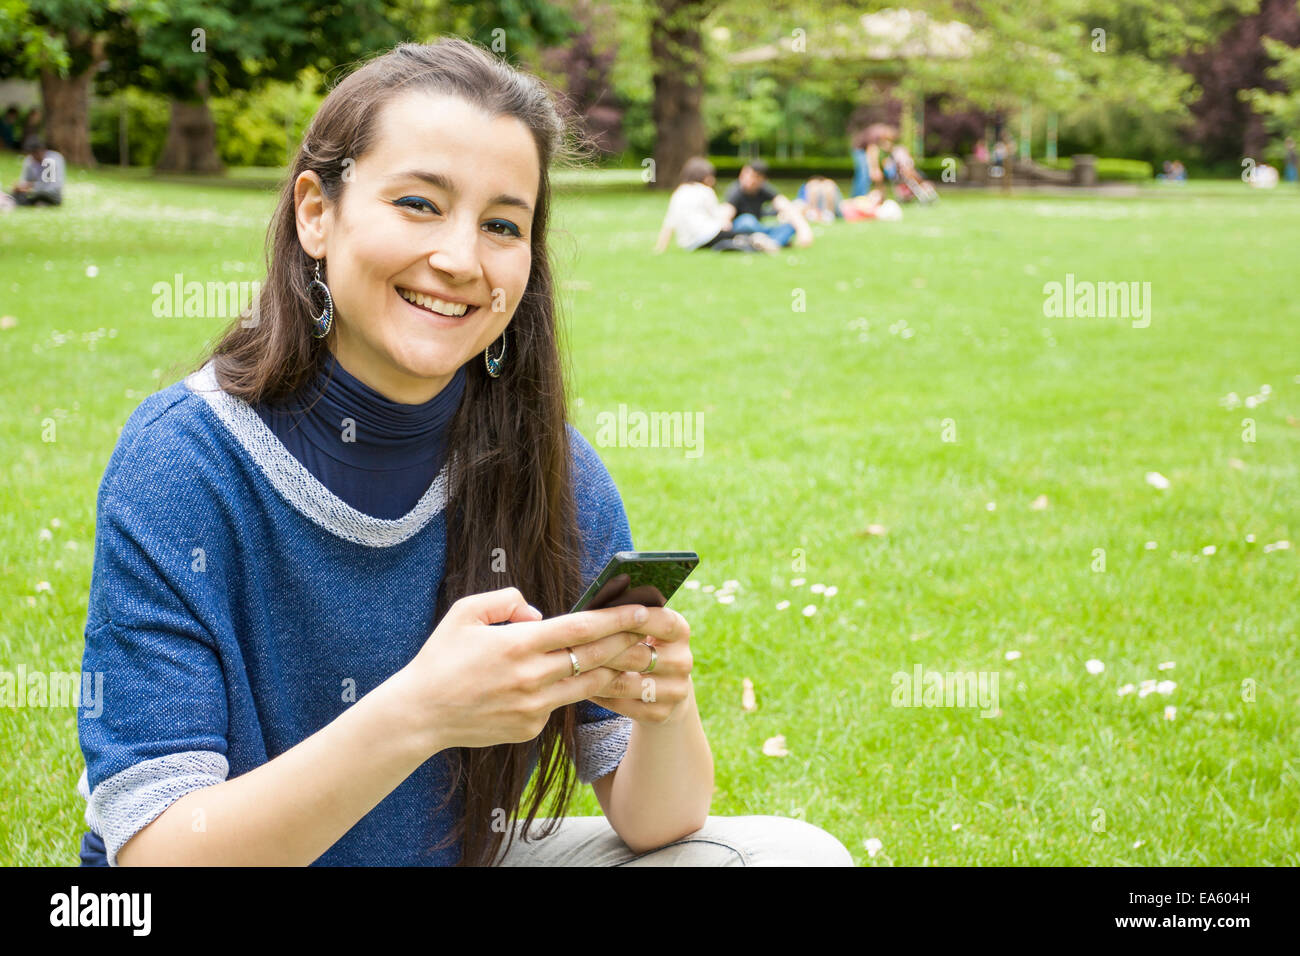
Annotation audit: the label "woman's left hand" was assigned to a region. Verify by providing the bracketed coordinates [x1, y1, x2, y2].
[586, 606, 692, 725]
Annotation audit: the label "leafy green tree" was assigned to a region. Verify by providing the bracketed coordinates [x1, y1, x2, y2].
[0, 0, 136, 165]
[1244, 36, 1300, 147]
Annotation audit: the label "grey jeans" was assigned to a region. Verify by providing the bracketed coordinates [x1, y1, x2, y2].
[492, 814, 855, 866]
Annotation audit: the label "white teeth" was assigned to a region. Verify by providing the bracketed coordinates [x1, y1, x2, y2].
[398, 287, 469, 316]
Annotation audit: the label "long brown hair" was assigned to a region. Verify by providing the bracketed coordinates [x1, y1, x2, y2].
[192, 38, 593, 866]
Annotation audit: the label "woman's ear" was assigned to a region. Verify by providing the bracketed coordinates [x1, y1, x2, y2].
[294, 171, 330, 260]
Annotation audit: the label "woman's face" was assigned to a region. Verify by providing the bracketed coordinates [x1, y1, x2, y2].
[294, 90, 540, 404]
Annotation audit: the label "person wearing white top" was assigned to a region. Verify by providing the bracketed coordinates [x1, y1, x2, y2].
[653, 158, 777, 254]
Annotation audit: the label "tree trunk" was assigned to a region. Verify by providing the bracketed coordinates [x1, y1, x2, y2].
[649, 0, 712, 190]
[39, 66, 97, 166]
[155, 77, 225, 175]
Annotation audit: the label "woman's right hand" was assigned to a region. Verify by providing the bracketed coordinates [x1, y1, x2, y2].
[397, 587, 655, 755]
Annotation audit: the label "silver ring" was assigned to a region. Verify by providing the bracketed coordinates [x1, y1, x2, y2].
[638, 642, 657, 675]
[567, 648, 580, 677]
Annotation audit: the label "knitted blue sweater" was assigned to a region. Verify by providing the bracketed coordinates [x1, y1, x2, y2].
[75, 358, 635, 866]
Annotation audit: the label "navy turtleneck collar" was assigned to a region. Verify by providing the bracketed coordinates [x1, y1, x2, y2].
[253, 349, 468, 520]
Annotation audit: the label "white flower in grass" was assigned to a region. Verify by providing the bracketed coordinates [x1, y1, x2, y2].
[35, 581, 51, 592]
[790, 577, 806, 587]
[811, 583, 825, 594]
[1245, 395, 1258, 409]
[741, 678, 757, 712]
[85, 265, 99, 278]
[25, 596, 36, 607]
[1260, 384, 1272, 396]
[802, 605, 817, 617]
[1030, 494, 1049, 511]
[1085, 659, 1105, 675]
[824, 586, 838, 597]
[1218, 392, 1240, 409]
[762, 735, 789, 757]
[1263, 540, 1291, 553]
[702, 584, 715, 593]
[1202, 545, 1216, 556]
[1145, 471, 1171, 490]
[1145, 540, 1158, 550]
[1157, 661, 1175, 671]
[863, 837, 883, 858]
[1156, 680, 1177, 695]
[1004, 650, 1021, 661]
[683, 580, 700, 590]
[65, 540, 78, 551]
[723, 579, 740, 590]
[50, 518, 61, 528]
[1164, 705, 1177, 720]
[38, 528, 52, 542]
[1245, 534, 1255, 544]
[716, 593, 734, 605]
[986, 501, 996, 511]
[775, 600, 790, 611]
[1133, 839, 1145, 849]
[1138, 680, 1157, 698]
[1117, 684, 1135, 696]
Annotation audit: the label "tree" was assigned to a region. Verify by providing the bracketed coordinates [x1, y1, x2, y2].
[105, 1, 343, 174]
[1179, 0, 1300, 165]
[648, 0, 718, 189]
[0, 0, 134, 165]
[1244, 34, 1300, 142]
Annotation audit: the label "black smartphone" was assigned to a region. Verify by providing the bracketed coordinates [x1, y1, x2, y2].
[570, 551, 700, 613]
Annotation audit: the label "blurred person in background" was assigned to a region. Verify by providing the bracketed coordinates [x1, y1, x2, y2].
[1, 105, 21, 150]
[8, 136, 65, 206]
[721, 159, 814, 248]
[654, 156, 777, 253]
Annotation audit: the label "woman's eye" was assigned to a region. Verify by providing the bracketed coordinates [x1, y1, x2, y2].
[393, 196, 438, 214]
[485, 219, 522, 238]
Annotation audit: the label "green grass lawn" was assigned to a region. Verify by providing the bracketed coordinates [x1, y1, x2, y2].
[2, 161, 1297, 866]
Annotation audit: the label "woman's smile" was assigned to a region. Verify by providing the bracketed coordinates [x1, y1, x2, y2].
[395, 285, 480, 322]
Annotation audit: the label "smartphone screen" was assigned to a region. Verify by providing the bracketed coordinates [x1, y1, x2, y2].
[570, 551, 699, 614]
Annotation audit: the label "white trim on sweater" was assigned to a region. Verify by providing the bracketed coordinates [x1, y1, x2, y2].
[183, 359, 450, 548]
[79, 752, 229, 866]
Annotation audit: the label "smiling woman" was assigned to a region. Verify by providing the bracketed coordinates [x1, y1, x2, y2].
[73, 38, 854, 868]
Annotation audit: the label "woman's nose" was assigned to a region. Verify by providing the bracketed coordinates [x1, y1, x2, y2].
[426, 215, 484, 280]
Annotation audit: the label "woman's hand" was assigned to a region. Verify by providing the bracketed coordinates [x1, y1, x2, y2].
[398, 587, 663, 755]
[584, 605, 693, 726]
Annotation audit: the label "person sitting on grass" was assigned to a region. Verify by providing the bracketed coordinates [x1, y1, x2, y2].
[721, 159, 814, 248]
[653, 157, 778, 254]
[839, 189, 903, 222]
[793, 175, 843, 224]
[8, 136, 64, 206]
[73, 38, 854, 869]
[1, 106, 21, 151]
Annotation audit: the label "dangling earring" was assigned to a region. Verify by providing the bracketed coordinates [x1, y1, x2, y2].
[484, 329, 507, 378]
[308, 258, 334, 338]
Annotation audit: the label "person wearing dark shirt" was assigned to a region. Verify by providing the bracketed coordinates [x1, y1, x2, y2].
[721, 159, 814, 248]
[0, 106, 20, 150]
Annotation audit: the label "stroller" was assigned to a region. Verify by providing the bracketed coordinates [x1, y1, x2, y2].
[888, 146, 939, 204]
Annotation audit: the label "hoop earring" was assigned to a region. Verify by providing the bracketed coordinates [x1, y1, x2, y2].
[484, 329, 507, 378]
[308, 258, 334, 338]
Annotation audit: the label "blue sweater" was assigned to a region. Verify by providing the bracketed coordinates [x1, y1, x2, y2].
[75, 357, 635, 866]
